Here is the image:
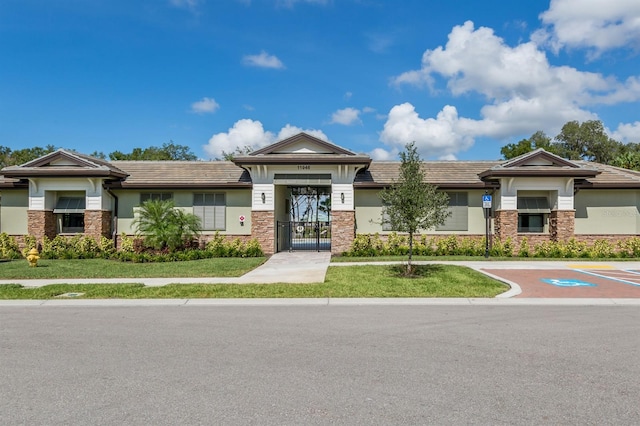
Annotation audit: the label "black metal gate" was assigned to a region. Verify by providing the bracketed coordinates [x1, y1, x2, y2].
[277, 221, 331, 252]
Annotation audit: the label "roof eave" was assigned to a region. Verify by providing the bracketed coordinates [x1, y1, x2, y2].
[478, 169, 600, 179]
[1, 169, 129, 179]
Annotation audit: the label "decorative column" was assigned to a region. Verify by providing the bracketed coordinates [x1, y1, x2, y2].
[84, 210, 112, 240]
[252, 211, 275, 255]
[331, 210, 355, 255]
[550, 210, 575, 242]
[494, 210, 518, 242]
[27, 210, 56, 242]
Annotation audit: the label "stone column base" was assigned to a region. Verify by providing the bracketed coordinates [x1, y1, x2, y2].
[252, 210, 275, 255]
[331, 210, 355, 255]
[27, 210, 56, 242]
[84, 210, 112, 240]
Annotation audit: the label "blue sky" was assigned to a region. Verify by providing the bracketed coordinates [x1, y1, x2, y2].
[2, 0, 640, 161]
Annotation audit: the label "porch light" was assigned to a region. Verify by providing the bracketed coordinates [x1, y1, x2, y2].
[341, 192, 345, 203]
[261, 192, 266, 203]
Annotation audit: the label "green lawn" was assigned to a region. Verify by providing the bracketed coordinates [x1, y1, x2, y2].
[0, 257, 266, 279]
[0, 264, 508, 299]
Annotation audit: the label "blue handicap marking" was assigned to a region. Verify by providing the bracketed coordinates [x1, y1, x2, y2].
[541, 278, 597, 287]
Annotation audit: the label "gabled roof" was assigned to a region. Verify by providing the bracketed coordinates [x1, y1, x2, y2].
[478, 148, 600, 179]
[355, 161, 501, 189]
[233, 132, 372, 166]
[249, 132, 356, 156]
[106, 161, 251, 189]
[1, 149, 129, 179]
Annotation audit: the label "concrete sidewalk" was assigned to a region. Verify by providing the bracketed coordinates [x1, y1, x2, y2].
[0, 251, 332, 288]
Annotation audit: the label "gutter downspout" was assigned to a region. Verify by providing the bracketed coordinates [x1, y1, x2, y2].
[105, 187, 119, 249]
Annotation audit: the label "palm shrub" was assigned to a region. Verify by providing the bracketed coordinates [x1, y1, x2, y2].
[132, 199, 202, 252]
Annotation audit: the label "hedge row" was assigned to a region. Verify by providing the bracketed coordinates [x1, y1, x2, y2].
[0, 232, 263, 262]
[343, 233, 640, 259]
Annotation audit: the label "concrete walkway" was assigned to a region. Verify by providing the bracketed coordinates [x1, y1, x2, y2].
[0, 251, 332, 288]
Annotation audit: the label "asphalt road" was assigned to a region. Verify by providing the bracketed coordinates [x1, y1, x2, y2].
[1, 306, 639, 425]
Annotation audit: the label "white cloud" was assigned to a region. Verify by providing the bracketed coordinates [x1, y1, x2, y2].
[169, 0, 201, 11]
[242, 51, 285, 69]
[611, 121, 640, 143]
[362, 107, 376, 114]
[277, 0, 330, 8]
[536, 0, 640, 55]
[330, 107, 361, 125]
[365, 32, 394, 53]
[370, 147, 397, 161]
[344, 92, 352, 100]
[379, 103, 474, 160]
[388, 20, 640, 158]
[203, 119, 328, 159]
[190, 97, 219, 114]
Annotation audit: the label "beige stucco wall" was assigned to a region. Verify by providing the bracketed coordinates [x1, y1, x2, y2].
[354, 189, 487, 235]
[574, 190, 640, 234]
[114, 189, 252, 235]
[0, 190, 29, 235]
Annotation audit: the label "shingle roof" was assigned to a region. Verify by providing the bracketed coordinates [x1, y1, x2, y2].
[107, 161, 251, 189]
[356, 161, 500, 188]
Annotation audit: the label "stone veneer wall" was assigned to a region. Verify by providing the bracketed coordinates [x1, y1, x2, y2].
[550, 210, 575, 242]
[84, 210, 112, 240]
[27, 210, 56, 242]
[331, 210, 355, 254]
[252, 210, 275, 255]
[494, 210, 518, 243]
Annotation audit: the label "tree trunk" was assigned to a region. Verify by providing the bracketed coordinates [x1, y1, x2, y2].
[407, 231, 414, 275]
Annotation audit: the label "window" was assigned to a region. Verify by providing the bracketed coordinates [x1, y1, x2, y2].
[517, 197, 549, 233]
[437, 192, 468, 231]
[193, 193, 225, 230]
[140, 193, 173, 203]
[518, 214, 544, 233]
[53, 196, 85, 233]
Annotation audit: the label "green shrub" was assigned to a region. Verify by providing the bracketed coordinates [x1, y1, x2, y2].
[617, 237, 640, 258]
[490, 237, 514, 257]
[588, 239, 615, 258]
[21, 235, 37, 257]
[0, 233, 22, 259]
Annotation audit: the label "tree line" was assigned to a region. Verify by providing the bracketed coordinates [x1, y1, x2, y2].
[501, 120, 640, 169]
[2, 120, 640, 170]
[0, 141, 197, 169]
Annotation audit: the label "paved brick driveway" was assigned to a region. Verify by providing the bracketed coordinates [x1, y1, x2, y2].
[483, 267, 640, 298]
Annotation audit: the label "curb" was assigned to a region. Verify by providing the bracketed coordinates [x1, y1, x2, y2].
[1, 297, 639, 307]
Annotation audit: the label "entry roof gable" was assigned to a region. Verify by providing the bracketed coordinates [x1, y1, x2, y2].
[478, 148, 600, 179]
[0, 149, 129, 179]
[249, 133, 356, 156]
[233, 132, 372, 166]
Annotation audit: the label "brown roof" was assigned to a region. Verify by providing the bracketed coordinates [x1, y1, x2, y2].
[356, 161, 500, 189]
[1, 149, 129, 180]
[575, 162, 640, 188]
[107, 161, 251, 189]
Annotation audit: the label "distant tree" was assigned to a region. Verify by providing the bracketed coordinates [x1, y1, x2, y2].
[379, 142, 450, 275]
[501, 131, 558, 160]
[220, 145, 254, 161]
[109, 141, 197, 161]
[0, 145, 57, 168]
[89, 151, 107, 160]
[611, 150, 640, 171]
[132, 199, 201, 251]
[554, 120, 622, 163]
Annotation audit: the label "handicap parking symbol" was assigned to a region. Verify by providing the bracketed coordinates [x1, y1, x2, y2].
[541, 278, 597, 287]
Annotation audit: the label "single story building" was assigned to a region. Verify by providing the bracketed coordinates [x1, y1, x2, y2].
[2, 133, 640, 254]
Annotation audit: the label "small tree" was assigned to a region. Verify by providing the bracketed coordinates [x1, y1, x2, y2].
[379, 142, 450, 275]
[132, 199, 201, 251]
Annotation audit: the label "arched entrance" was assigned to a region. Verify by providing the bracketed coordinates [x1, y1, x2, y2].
[277, 186, 331, 252]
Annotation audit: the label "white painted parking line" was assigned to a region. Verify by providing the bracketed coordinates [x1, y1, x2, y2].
[575, 269, 640, 287]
